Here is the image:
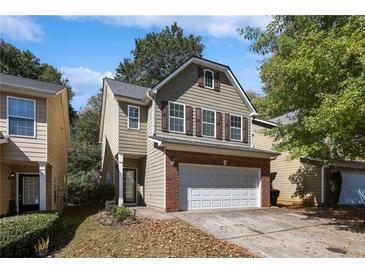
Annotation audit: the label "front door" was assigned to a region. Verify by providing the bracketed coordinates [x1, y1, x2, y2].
[18, 174, 40, 213]
[123, 169, 137, 204]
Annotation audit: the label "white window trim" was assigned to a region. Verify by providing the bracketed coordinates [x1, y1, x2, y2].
[127, 105, 140, 130]
[230, 114, 243, 142]
[7, 96, 36, 138]
[202, 108, 216, 138]
[168, 101, 186, 134]
[203, 69, 214, 89]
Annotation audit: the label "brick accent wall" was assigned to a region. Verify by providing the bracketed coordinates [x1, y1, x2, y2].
[165, 149, 271, 212]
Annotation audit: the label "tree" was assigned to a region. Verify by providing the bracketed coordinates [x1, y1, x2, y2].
[0, 39, 77, 123]
[238, 16, 365, 162]
[68, 93, 102, 204]
[246, 90, 265, 114]
[115, 22, 204, 87]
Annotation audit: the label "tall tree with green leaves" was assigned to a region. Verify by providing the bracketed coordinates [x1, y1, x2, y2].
[68, 92, 102, 204]
[0, 39, 77, 123]
[238, 16, 365, 162]
[115, 22, 205, 87]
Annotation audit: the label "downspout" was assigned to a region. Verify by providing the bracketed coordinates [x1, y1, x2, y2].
[321, 165, 325, 204]
[146, 89, 156, 136]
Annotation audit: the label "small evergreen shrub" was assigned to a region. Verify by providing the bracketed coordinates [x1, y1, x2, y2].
[96, 183, 115, 202]
[0, 212, 59, 257]
[114, 207, 132, 222]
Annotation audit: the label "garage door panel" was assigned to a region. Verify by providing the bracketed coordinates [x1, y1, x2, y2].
[339, 172, 365, 205]
[179, 164, 260, 211]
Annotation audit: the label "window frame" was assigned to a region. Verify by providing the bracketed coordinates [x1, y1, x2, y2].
[230, 114, 243, 142]
[203, 69, 214, 89]
[168, 101, 186, 134]
[7, 96, 36, 138]
[201, 108, 216, 138]
[127, 105, 140, 130]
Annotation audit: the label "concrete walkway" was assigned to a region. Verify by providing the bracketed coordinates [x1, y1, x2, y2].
[173, 208, 365, 258]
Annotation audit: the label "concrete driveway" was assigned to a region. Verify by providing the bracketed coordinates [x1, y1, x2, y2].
[173, 208, 365, 257]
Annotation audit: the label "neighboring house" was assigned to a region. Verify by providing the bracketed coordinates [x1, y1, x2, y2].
[0, 73, 70, 216]
[252, 112, 365, 206]
[99, 56, 278, 212]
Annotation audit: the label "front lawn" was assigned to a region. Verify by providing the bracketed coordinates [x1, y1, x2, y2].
[53, 203, 255, 258]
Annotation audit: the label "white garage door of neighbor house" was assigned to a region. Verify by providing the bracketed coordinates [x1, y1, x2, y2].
[179, 164, 260, 211]
[339, 172, 365, 205]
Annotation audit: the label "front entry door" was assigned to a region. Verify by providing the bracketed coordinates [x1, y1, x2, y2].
[123, 169, 137, 204]
[18, 174, 40, 213]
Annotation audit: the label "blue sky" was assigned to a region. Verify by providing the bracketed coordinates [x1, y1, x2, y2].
[0, 16, 271, 110]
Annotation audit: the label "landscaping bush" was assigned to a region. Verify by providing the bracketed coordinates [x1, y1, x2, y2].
[96, 183, 115, 202]
[0, 212, 59, 257]
[67, 170, 99, 204]
[114, 207, 132, 222]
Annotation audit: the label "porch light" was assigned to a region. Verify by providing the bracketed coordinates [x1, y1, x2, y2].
[8, 172, 15, 180]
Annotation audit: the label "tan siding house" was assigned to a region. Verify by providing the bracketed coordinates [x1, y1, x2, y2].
[0, 73, 70, 215]
[100, 56, 277, 212]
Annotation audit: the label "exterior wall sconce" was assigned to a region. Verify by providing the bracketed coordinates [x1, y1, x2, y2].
[171, 159, 176, 167]
[8, 172, 15, 180]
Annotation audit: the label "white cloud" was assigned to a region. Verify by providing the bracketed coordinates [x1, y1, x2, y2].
[60, 66, 113, 109]
[0, 16, 44, 42]
[63, 16, 272, 39]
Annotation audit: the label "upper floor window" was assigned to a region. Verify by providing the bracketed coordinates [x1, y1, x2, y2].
[202, 109, 215, 137]
[128, 105, 140, 129]
[204, 69, 214, 89]
[230, 115, 242, 141]
[169, 102, 185, 133]
[7, 96, 36, 137]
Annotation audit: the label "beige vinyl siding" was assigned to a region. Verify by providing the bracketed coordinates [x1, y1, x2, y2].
[0, 91, 47, 162]
[0, 163, 12, 215]
[118, 102, 147, 155]
[252, 123, 322, 206]
[101, 85, 119, 184]
[144, 103, 165, 209]
[155, 63, 252, 146]
[47, 89, 69, 210]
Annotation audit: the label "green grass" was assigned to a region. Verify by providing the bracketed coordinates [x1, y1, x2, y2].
[53, 203, 255, 258]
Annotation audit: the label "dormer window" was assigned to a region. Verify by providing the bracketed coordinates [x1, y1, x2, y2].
[204, 69, 214, 89]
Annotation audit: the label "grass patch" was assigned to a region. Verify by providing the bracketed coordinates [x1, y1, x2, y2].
[53, 203, 255, 258]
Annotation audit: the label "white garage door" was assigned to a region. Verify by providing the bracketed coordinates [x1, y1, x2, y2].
[339, 172, 365, 205]
[179, 164, 260, 211]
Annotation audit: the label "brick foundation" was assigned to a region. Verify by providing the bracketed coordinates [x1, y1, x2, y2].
[165, 149, 271, 212]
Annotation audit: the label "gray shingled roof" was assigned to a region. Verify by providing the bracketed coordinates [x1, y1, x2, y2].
[150, 135, 279, 156]
[270, 110, 299, 125]
[0, 72, 66, 94]
[105, 78, 148, 100]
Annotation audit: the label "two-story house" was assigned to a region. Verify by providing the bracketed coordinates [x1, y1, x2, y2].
[99, 56, 278, 212]
[0, 73, 70, 215]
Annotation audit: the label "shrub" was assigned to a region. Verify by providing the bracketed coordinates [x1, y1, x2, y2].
[0, 212, 59, 257]
[114, 207, 132, 222]
[67, 170, 99, 204]
[96, 183, 115, 202]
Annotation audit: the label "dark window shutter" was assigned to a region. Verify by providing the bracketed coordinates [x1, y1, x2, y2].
[225, 113, 230, 141]
[196, 108, 202, 137]
[214, 72, 220, 91]
[161, 101, 169, 132]
[242, 117, 249, 143]
[186, 105, 193, 135]
[197, 66, 204, 87]
[216, 112, 222, 140]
